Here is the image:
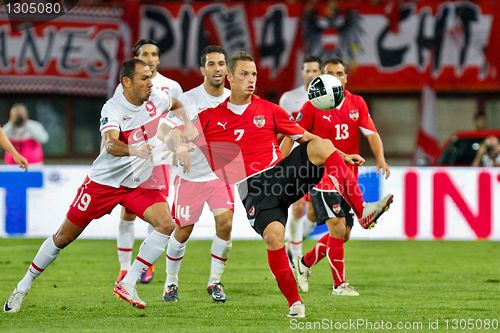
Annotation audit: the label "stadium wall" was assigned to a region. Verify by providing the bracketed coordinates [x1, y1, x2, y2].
[0, 166, 498, 241]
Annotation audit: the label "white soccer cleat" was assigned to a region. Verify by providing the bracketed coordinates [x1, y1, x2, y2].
[3, 288, 28, 313]
[114, 282, 145, 309]
[293, 256, 311, 293]
[332, 282, 359, 296]
[359, 194, 394, 229]
[287, 301, 305, 318]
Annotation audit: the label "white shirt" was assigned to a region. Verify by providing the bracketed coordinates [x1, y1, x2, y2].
[177, 84, 231, 182]
[279, 85, 308, 118]
[113, 72, 183, 100]
[89, 90, 176, 188]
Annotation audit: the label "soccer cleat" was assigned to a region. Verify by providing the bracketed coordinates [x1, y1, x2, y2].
[287, 301, 305, 318]
[333, 282, 359, 296]
[207, 282, 227, 303]
[359, 194, 394, 229]
[115, 270, 128, 285]
[163, 284, 179, 302]
[3, 288, 28, 313]
[293, 256, 311, 293]
[139, 264, 154, 284]
[114, 283, 145, 309]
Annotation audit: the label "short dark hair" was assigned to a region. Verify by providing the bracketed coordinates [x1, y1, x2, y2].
[324, 57, 347, 72]
[120, 59, 147, 83]
[200, 45, 228, 67]
[302, 55, 322, 69]
[133, 39, 160, 57]
[228, 51, 254, 73]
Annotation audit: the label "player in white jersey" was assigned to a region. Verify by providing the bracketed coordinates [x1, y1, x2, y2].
[3, 59, 196, 313]
[114, 39, 184, 285]
[278, 55, 322, 263]
[162, 45, 234, 303]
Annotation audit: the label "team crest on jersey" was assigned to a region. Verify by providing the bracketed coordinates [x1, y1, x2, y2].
[247, 205, 255, 217]
[253, 115, 266, 128]
[349, 110, 359, 121]
[100, 117, 108, 126]
[295, 113, 303, 121]
[332, 204, 341, 214]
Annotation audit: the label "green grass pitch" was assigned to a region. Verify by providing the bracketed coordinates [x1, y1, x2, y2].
[0, 238, 499, 332]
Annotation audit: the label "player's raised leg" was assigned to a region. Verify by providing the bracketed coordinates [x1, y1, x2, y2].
[116, 207, 136, 284]
[305, 138, 393, 227]
[114, 199, 174, 309]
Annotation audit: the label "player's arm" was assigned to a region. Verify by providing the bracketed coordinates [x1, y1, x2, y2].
[366, 133, 390, 178]
[170, 97, 198, 142]
[0, 128, 28, 169]
[157, 119, 193, 173]
[103, 130, 152, 159]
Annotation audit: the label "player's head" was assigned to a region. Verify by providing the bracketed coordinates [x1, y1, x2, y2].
[133, 39, 161, 75]
[200, 45, 228, 88]
[120, 58, 153, 105]
[302, 55, 322, 89]
[323, 57, 348, 88]
[227, 51, 256, 98]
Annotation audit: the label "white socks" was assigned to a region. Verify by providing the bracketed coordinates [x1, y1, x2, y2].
[117, 219, 135, 271]
[208, 236, 232, 285]
[301, 215, 317, 238]
[122, 230, 169, 287]
[165, 236, 187, 287]
[17, 237, 62, 293]
[287, 215, 303, 258]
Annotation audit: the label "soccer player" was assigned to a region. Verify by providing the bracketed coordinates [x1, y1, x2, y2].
[3, 59, 195, 313]
[191, 51, 393, 318]
[115, 39, 183, 285]
[163, 45, 234, 303]
[279, 55, 322, 262]
[291, 57, 391, 296]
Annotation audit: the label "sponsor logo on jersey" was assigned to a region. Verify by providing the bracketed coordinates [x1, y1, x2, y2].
[332, 203, 341, 214]
[100, 117, 109, 126]
[217, 121, 227, 130]
[349, 109, 359, 120]
[253, 115, 265, 128]
[322, 114, 332, 122]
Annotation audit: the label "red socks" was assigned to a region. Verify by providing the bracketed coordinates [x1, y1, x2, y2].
[327, 236, 345, 287]
[267, 247, 301, 307]
[302, 233, 328, 267]
[323, 152, 364, 218]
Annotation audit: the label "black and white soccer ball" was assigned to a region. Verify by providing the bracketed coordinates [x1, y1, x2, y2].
[307, 74, 344, 110]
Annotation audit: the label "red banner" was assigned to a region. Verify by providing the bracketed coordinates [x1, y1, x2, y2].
[0, 7, 123, 96]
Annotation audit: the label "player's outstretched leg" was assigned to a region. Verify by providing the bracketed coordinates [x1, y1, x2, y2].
[4, 218, 82, 313]
[306, 138, 393, 227]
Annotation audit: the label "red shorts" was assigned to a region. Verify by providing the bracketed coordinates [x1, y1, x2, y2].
[171, 177, 234, 227]
[67, 177, 167, 228]
[140, 164, 171, 196]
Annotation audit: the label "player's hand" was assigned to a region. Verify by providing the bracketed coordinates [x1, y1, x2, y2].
[377, 160, 391, 179]
[182, 122, 199, 142]
[131, 143, 153, 159]
[174, 143, 192, 173]
[344, 154, 365, 166]
[13, 152, 29, 170]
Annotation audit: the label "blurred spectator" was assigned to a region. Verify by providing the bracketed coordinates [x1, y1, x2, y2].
[3, 103, 49, 165]
[473, 113, 487, 131]
[471, 136, 500, 167]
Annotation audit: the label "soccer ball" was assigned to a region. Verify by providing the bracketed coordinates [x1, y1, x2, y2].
[307, 74, 344, 110]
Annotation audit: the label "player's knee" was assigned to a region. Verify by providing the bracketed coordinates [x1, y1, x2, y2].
[262, 224, 285, 249]
[151, 217, 175, 236]
[292, 205, 304, 218]
[52, 233, 73, 249]
[216, 218, 232, 240]
[174, 225, 192, 243]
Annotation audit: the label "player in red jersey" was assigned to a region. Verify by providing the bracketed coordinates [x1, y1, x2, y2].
[3, 59, 196, 313]
[279, 55, 322, 263]
[291, 57, 391, 296]
[192, 51, 393, 318]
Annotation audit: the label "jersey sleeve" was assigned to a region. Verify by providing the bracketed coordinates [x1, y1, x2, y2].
[170, 82, 183, 99]
[99, 101, 120, 134]
[357, 96, 377, 135]
[274, 105, 305, 140]
[296, 101, 315, 131]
